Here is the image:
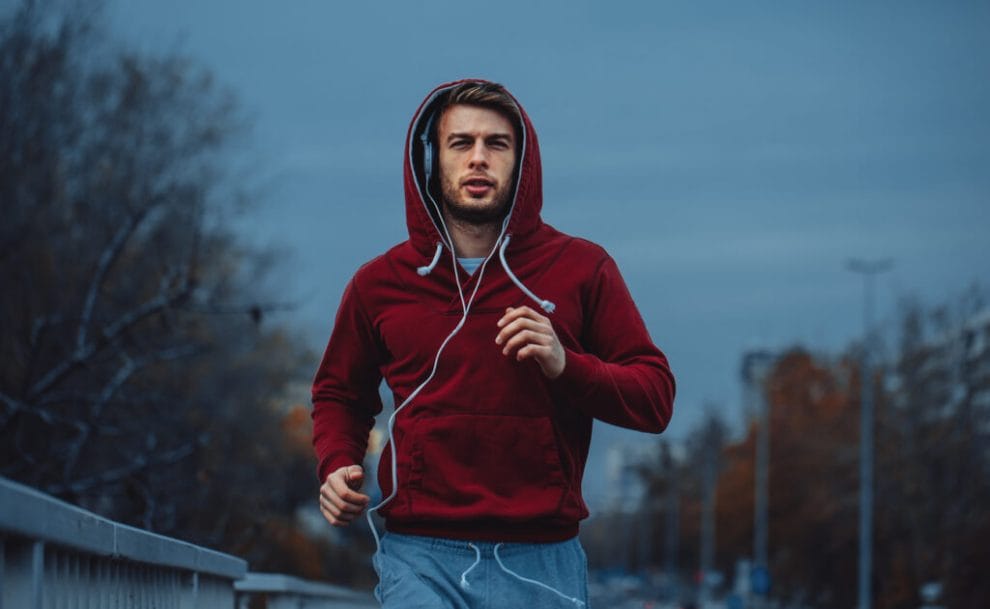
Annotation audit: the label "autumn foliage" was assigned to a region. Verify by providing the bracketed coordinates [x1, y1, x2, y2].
[620, 305, 990, 609]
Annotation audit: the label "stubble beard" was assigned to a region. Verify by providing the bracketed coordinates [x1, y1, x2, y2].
[440, 176, 514, 227]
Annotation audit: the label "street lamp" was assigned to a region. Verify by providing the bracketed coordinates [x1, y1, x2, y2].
[846, 258, 893, 609]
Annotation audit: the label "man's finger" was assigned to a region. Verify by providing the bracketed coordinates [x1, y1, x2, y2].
[343, 465, 364, 490]
[517, 344, 552, 362]
[321, 493, 365, 516]
[501, 329, 551, 356]
[332, 488, 370, 508]
[501, 305, 544, 323]
[319, 504, 333, 524]
[320, 502, 341, 524]
[329, 475, 370, 505]
[497, 305, 546, 328]
[495, 317, 548, 346]
[320, 503, 351, 527]
[320, 495, 342, 517]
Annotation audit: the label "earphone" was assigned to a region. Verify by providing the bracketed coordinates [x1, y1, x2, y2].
[420, 107, 438, 184]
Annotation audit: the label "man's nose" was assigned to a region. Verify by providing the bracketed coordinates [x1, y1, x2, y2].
[468, 143, 489, 168]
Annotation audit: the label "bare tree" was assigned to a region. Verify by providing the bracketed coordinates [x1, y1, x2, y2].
[879, 288, 990, 607]
[0, 0, 316, 567]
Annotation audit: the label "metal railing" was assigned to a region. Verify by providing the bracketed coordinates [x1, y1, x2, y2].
[0, 478, 378, 609]
[1, 477, 376, 608]
[0, 476, 247, 608]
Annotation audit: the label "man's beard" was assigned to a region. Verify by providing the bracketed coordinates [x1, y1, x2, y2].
[440, 177, 514, 226]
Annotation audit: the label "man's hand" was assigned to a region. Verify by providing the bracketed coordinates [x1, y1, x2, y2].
[496, 306, 566, 379]
[319, 465, 370, 527]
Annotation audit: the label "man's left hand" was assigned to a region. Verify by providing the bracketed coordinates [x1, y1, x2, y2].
[496, 306, 566, 379]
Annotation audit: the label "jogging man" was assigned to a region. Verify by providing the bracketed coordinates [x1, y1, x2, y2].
[313, 79, 675, 608]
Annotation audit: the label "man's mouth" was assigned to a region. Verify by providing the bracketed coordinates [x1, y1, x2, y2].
[462, 177, 495, 197]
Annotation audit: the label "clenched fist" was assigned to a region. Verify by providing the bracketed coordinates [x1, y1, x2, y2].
[319, 464, 370, 527]
[495, 305, 566, 379]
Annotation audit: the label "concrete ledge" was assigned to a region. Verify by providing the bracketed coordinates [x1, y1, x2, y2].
[0, 476, 246, 580]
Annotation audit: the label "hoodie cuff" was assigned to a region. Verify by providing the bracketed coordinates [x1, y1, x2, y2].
[551, 348, 605, 397]
[318, 454, 362, 485]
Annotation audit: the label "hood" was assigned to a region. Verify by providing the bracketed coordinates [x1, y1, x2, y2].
[403, 79, 544, 257]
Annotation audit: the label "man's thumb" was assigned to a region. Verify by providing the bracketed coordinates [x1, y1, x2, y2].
[345, 465, 364, 489]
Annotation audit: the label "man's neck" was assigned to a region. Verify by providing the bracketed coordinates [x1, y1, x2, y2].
[442, 212, 501, 258]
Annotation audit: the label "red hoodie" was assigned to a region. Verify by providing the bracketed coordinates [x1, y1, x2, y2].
[311, 79, 675, 542]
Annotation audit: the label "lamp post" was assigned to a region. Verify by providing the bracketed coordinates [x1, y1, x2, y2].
[846, 258, 892, 609]
[742, 350, 776, 607]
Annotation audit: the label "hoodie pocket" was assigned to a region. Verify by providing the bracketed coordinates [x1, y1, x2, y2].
[406, 413, 567, 522]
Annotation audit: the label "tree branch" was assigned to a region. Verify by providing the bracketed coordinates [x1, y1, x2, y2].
[27, 267, 195, 400]
[76, 206, 152, 352]
[46, 441, 196, 497]
[0, 389, 63, 428]
[60, 342, 202, 483]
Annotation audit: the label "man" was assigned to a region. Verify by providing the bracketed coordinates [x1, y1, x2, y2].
[312, 79, 675, 608]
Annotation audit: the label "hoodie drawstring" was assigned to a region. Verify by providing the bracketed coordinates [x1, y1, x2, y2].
[498, 235, 556, 314]
[459, 543, 482, 590]
[417, 242, 444, 276]
[456, 543, 584, 607]
[416, 236, 556, 315]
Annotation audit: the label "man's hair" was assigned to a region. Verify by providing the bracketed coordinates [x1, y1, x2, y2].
[434, 81, 522, 142]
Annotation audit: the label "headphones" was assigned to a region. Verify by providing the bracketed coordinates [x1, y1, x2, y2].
[420, 107, 438, 184]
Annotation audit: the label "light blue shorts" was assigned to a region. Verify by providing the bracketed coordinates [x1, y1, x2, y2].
[373, 532, 589, 609]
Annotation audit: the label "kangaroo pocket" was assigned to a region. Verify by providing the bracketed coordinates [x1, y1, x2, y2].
[405, 413, 568, 522]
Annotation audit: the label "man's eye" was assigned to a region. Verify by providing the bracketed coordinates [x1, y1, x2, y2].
[451, 140, 471, 149]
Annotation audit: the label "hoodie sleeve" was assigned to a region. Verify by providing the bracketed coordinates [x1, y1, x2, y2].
[311, 277, 385, 483]
[551, 254, 675, 432]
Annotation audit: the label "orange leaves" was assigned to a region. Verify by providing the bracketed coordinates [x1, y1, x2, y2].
[282, 404, 314, 455]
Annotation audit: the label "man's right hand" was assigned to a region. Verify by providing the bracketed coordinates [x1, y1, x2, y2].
[319, 464, 370, 527]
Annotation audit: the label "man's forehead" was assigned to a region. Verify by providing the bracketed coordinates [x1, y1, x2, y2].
[439, 105, 516, 138]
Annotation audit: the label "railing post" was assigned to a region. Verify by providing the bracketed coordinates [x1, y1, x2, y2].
[268, 596, 297, 609]
[180, 570, 199, 609]
[2, 539, 44, 609]
[29, 541, 42, 609]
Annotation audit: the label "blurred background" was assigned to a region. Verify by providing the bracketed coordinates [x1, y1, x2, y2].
[1, 1, 987, 607]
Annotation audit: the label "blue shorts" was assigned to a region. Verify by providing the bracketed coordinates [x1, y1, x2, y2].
[373, 532, 589, 608]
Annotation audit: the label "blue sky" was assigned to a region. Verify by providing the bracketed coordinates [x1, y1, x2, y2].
[94, 0, 989, 505]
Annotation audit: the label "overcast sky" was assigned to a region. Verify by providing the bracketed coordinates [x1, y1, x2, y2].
[93, 0, 990, 506]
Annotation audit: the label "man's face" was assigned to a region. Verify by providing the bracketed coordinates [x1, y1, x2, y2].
[437, 104, 517, 225]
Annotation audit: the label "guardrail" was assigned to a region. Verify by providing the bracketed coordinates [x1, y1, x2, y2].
[0, 476, 247, 608]
[0, 477, 377, 608]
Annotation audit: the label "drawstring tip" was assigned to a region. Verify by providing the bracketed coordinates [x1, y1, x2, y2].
[460, 542, 482, 592]
[418, 242, 444, 276]
[500, 235, 556, 315]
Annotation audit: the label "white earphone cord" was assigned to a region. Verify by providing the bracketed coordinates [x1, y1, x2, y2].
[366, 179, 505, 549]
[371, 107, 567, 603]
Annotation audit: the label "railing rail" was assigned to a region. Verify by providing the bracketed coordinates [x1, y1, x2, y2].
[0, 476, 246, 609]
[0, 477, 377, 608]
